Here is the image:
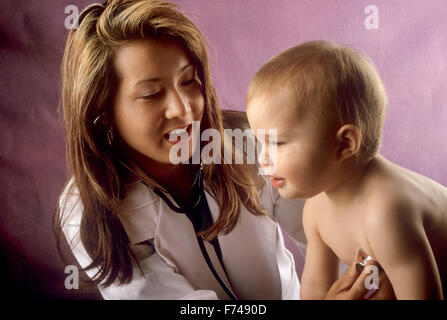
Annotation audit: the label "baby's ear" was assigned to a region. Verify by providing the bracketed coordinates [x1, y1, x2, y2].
[335, 124, 362, 161]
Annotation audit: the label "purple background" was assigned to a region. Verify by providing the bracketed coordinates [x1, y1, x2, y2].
[0, 0, 446, 298]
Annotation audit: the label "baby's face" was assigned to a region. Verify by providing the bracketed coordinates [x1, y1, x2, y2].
[247, 90, 338, 199]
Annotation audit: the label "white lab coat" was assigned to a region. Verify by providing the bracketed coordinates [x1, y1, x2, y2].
[60, 176, 305, 300]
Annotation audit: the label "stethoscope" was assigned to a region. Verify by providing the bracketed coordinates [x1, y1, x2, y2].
[106, 149, 239, 300]
[93, 114, 238, 299]
[152, 179, 238, 300]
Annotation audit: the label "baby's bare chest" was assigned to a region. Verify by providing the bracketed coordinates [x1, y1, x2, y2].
[317, 207, 373, 265]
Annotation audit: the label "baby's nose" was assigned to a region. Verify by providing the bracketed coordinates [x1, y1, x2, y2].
[257, 146, 277, 175]
[258, 152, 270, 167]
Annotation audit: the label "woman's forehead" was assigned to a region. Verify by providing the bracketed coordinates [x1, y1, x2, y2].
[113, 39, 192, 82]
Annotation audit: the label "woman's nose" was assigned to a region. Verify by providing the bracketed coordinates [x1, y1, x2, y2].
[164, 90, 191, 119]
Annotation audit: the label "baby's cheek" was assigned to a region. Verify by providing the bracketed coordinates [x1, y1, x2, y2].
[274, 150, 288, 172]
[279, 152, 302, 177]
[296, 159, 319, 183]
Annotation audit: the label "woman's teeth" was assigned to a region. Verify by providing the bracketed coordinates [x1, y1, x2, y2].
[169, 127, 188, 136]
[164, 124, 191, 144]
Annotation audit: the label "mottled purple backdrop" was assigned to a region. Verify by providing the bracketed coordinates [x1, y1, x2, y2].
[0, 0, 446, 298]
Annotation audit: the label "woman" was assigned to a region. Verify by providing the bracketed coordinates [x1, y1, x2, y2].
[55, 0, 389, 299]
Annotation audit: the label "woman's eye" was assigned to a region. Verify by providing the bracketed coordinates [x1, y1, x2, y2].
[140, 92, 161, 100]
[275, 142, 286, 146]
[182, 78, 196, 86]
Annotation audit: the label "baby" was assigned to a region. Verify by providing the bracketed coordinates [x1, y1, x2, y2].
[246, 41, 447, 299]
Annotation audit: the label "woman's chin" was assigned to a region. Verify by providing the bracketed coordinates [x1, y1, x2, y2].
[166, 144, 198, 164]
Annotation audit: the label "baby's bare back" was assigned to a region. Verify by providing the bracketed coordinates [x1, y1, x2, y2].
[315, 155, 447, 293]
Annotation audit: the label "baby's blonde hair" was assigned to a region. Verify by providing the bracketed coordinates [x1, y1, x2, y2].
[247, 40, 388, 158]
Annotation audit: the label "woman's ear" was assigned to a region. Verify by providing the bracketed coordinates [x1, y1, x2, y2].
[97, 112, 113, 128]
[335, 124, 362, 161]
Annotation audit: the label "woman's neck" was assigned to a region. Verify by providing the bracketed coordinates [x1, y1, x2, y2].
[137, 157, 195, 194]
[116, 141, 200, 196]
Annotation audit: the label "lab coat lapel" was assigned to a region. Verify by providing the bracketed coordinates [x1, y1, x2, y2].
[154, 192, 232, 299]
[204, 190, 282, 299]
[119, 181, 283, 299]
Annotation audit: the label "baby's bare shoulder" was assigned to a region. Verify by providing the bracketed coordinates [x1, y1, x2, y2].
[363, 191, 417, 228]
[303, 194, 327, 226]
[363, 156, 447, 223]
[360, 178, 427, 243]
[304, 193, 326, 209]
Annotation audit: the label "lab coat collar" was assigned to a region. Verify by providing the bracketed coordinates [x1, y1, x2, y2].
[119, 179, 221, 245]
[118, 179, 285, 299]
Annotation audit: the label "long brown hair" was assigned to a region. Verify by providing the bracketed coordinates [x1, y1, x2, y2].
[55, 0, 265, 288]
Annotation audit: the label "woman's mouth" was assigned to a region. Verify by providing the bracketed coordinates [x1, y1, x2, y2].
[163, 124, 192, 145]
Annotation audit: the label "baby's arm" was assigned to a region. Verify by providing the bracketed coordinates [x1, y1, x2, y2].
[365, 200, 443, 299]
[300, 199, 339, 299]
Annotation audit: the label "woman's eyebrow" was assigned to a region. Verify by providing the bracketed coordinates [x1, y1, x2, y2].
[133, 64, 193, 87]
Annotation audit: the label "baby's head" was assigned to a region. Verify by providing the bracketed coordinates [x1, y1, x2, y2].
[246, 41, 387, 199]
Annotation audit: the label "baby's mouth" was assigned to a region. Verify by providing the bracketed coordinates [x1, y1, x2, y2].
[267, 175, 286, 188]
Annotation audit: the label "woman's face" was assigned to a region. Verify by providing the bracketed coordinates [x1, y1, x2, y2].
[111, 39, 205, 167]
